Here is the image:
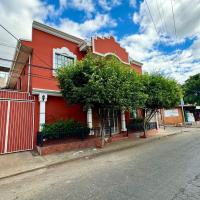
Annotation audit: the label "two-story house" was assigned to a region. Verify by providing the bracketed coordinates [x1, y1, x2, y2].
[0, 21, 142, 154]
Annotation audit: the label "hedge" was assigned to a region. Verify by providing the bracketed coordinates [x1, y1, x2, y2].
[41, 119, 90, 140]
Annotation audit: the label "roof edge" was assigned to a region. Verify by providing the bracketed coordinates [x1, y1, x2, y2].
[32, 21, 84, 45]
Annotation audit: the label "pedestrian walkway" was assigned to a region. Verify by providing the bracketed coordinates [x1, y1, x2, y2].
[0, 126, 194, 180]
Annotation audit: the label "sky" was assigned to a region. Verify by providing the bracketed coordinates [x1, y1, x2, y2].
[0, 0, 199, 83]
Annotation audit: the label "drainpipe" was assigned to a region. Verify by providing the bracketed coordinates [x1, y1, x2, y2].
[27, 55, 31, 94]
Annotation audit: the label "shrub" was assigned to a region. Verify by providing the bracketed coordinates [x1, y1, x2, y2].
[127, 117, 145, 131]
[41, 119, 90, 140]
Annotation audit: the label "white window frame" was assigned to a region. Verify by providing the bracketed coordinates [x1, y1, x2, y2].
[52, 47, 77, 76]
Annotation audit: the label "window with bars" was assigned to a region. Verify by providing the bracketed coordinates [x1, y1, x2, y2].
[55, 53, 74, 69]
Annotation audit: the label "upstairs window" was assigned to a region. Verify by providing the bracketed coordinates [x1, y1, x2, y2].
[53, 47, 76, 75]
[55, 53, 74, 69]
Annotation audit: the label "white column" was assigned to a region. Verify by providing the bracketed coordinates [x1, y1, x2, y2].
[87, 106, 93, 129]
[39, 93, 48, 131]
[121, 111, 127, 132]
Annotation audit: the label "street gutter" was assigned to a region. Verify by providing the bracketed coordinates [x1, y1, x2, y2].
[0, 129, 184, 181]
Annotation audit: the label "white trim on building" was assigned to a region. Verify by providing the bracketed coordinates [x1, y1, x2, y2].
[32, 88, 62, 96]
[52, 47, 77, 75]
[32, 21, 84, 45]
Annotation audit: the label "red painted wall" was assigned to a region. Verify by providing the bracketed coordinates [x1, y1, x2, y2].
[93, 36, 129, 64]
[22, 28, 85, 91]
[20, 29, 87, 144]
[19, 28, 143, 140]
[46, 96, 86, 124]
[131, 63, 142, 74]
[32, 96, 87, 146]
[15, 63, 29, 92]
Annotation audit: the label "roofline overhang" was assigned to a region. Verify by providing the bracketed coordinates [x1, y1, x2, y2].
[6, 41, 33, 89]
[32, 21, 85, 45]
[130, 58, 143, 67]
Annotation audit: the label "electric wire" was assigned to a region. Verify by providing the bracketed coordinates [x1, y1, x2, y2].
[155, 0, 166, 35]
[0, 57, 53, 71]
[0, 23, 52, 68]
[144, 0, 160, 36]
[170, 0, 178, 39]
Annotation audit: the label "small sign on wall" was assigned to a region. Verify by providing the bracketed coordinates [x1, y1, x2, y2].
[164, 109, 179, 117]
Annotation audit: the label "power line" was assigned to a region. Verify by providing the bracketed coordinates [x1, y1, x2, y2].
[10, 72, 56, 81]
[0, 57, 61, 81]
[6, 66, 57, 81]
[0, 41, 18, 49]
[0, 57, 53, 71]
[0, 23, 52, 68]
[155, 0, 168, 35]
[144, 0, 160, 36]
[159, 0, 169, 36]
[170, 0, 182, 70]
[0, 42, 53, 68]
[170, 0, 178, 39]
[0, 24, 19, 41]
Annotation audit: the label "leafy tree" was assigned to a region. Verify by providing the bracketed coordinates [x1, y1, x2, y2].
[57, 52, 143, 111]
[140, 73, 182, 137]
[57, 53, 182, 138]
[57, 53, 144, 138]
[183, 73, 200, 105]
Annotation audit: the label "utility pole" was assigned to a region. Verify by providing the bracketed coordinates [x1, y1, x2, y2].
[181, 98, 186, 127]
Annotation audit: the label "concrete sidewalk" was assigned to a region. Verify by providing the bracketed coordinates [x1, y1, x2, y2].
[0, 126, 191, 180]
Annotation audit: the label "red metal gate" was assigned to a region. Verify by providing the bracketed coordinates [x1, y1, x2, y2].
[0, 90, 35, 154]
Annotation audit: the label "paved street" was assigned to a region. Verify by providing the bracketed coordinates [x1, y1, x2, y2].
[0, 128, 200, 200]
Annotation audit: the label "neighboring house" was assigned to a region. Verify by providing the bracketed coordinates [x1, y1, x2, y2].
[0, 21, 142, 154]
[158, 105, 200, 126]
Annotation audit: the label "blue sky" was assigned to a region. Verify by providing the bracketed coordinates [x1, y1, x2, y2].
[0, 0, 199, 83]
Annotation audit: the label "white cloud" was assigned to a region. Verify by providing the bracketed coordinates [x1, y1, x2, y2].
[57, 13, 117, 38]
[0, 0, 55, 69]
[69, 0, 95, 15]
[0, 0, 53, 41]
[120, 0, 200, 83]
[98, 0, 122, 11]
[59, 0, 67, 9]
[0, 0, 116, 73]
[0, 0, 116, 69]
[129, 0, 136, 8]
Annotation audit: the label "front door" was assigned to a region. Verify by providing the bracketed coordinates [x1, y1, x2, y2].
[101, 109, 119, 136]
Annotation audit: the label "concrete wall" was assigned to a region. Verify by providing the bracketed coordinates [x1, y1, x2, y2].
[162, 108, 183, 125]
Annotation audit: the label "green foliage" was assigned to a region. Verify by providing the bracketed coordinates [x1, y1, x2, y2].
[42, 119, 90, 139]
[57, 52, 182, 134]
[183, 73, 200, 105]
[57, 52, 142, 111]
[140, 73, 182, 134]
[141, 73, 182, 110]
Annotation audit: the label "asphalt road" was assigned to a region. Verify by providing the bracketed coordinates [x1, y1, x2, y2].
[1, 128, 200, 200]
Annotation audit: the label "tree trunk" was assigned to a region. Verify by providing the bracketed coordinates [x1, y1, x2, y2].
[141, 120, 147, 138]
[99, 108, 105, 147]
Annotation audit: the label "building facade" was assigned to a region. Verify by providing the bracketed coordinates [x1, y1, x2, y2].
[2, 21, 143, 153]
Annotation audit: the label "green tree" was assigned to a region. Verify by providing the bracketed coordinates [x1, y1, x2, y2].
[140, 73, 182, 137]
[57, 52, 144, 140]
[183, 73, 200, 105]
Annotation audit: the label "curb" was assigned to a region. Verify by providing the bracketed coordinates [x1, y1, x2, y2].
[0, 129, 183, 181]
